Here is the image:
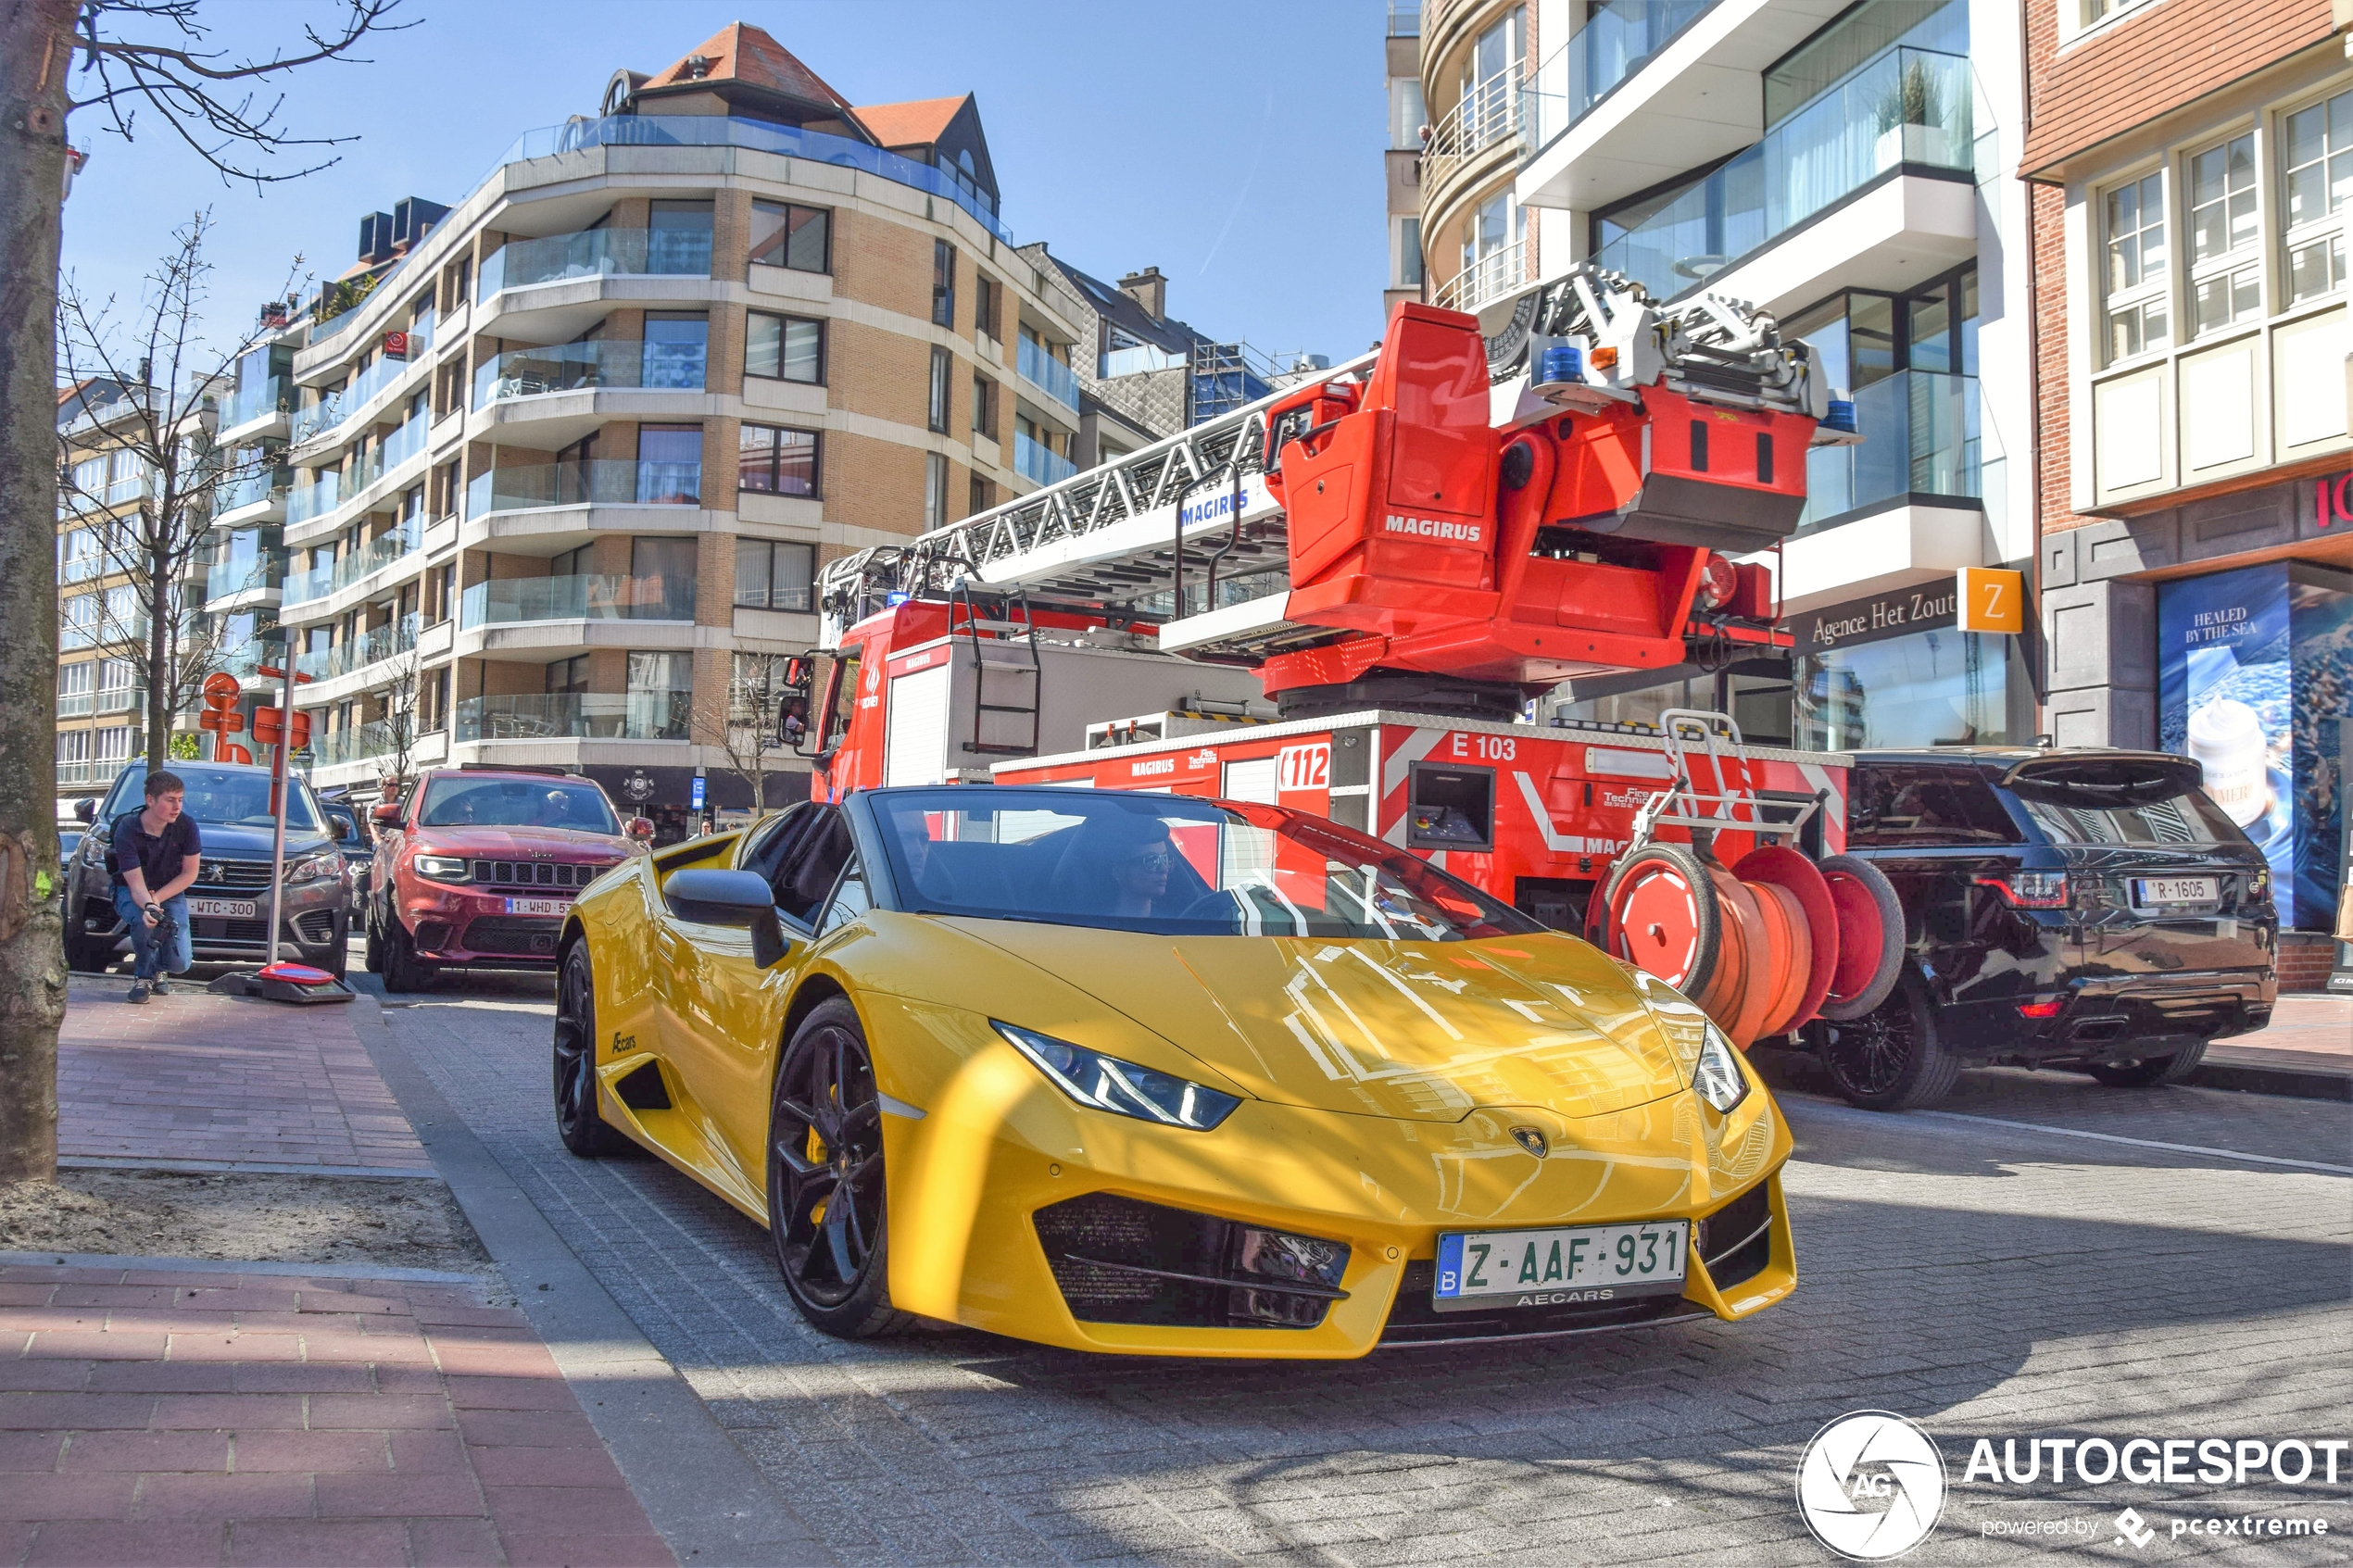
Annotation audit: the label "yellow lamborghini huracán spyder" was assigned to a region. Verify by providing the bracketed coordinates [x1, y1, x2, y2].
[553, 785, 1794, 1357]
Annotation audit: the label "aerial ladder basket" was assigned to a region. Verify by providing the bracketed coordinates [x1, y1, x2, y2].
[1597, 710, 1903, 1047]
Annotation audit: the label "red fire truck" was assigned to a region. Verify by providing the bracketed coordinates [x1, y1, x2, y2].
[792, 268, 1901, 1047]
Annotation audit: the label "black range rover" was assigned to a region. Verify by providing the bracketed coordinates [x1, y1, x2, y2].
[1806, 748, 2276, 1110]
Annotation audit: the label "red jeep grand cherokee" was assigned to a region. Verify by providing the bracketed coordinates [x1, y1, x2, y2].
[366, 768, 642, 991]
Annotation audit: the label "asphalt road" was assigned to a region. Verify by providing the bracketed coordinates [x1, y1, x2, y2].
[353, 961, 2353, 1567]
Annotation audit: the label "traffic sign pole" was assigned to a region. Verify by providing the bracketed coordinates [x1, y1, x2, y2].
[264, 663, 293, 966]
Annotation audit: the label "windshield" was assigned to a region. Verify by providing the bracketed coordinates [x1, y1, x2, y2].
[871, 788, 1544, 940]
[419, 776, 620, 834]
[107, 763, 324, 834]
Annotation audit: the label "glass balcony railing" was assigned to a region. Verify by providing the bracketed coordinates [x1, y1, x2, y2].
[218, 377, 290, 432]
[480, 227, 713, 298]
[1013, 432, 1076, 488]
[216, 467, 290, 516]
[1593, 47, 1973, 300]
[292, 348, 421, 444]
[295, 612, 420, 682]
[56, 759, 132, 787]
[1016, 336, 1080, 412]
[1800, 370, 1979, 528]
[59, 551, 104, 583]
[307, 719, 395, 770]
[57, 692, 94, 718]
[1100, 344, 1187, 379]
[284, 470, 341, 526]
[459, 573, 696, 627]
[472, 340, 708, 407]
[1520, 0, 1714, 156]
[493, 116, 1010, 243]
[455, 691, 692, 744]
[204, 550, 283, 603]
[466, 459, 704, 516]
[285, 518, 422, 607]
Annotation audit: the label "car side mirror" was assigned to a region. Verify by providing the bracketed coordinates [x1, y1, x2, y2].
[663, 869, 792, 968]
[371, 803, 403, 827]
[73, 798, 95, 823]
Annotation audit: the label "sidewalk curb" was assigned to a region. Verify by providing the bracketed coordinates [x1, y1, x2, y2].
[2192, 1060, 2353, 1102]
[347, 992, 837, 1567]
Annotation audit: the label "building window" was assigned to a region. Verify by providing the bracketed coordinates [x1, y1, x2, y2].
[2186, 132, 2260, 336]
[746, 312, 824, 383]
[1390, 76, 1426, 150]
[971, 372, 995, 439]
[975, 273, 999, 341]
[733, 539, 815, 611]
[932, 240, 957, 328]
[971, 474, 993, 516]
[625, 651, 692, 742]
[545, 654, 590, 696]
[925, 452, 948, 531]
[1396, 216, 1424, 289]
[2284, 88, 2353, 304]
[739, 424, 819, 497]
[749, 202, 830, 273]
[928, 345, 951, 433]
[2103, 171, 2169, 360]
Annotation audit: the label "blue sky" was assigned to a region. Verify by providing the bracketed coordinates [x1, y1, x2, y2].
[60, 0, 1390, 374]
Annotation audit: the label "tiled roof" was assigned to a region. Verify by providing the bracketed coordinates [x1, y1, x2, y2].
[851, 95, 967, 150]
[638, 22, 858, 117]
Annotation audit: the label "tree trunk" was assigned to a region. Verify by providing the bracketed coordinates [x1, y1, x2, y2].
[149, 534, 170, 773]
[0, 0, 82, 1185]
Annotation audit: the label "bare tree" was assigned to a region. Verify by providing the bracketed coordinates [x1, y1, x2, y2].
[711, 653, 794, 820]
[0, 0, 405, 1184]
[360, 634, 421, 785]
[58, 214, 301, 777]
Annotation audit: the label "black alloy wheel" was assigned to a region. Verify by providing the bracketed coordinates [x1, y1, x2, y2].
[363, 898, 385, 973]
[64, 908, 115, 974]
[553, 941, 627, 1157]
[1819, 973, 1960, 1111]
[767, 997, 909, 1337]
[2088, 1039, 2207, 1087]
[383, 912, 434, 994]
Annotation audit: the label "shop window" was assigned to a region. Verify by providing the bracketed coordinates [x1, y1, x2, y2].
[2283, 88, 2353, 304]
[2103, 170, 2169, 361]
[1795, 630, 2011, 750]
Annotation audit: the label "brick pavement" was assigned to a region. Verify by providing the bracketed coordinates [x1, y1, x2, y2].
[0, 1261, 672, 1567]
[59, 979, 429, 1175]
[375, 984, 2353, 1568]
[2208, 994, 2353, 1078]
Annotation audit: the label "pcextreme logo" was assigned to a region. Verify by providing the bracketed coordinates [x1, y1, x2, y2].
[1796, 1411, 1948, 1561]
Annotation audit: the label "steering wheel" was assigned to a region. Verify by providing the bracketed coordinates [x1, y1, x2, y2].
[1175, 888, 1243, 923]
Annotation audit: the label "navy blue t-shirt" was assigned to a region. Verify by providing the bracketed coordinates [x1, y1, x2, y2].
[111, 809, 201, 894]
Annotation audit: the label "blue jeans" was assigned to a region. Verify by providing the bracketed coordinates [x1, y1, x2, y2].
[111, 886, 192, 980]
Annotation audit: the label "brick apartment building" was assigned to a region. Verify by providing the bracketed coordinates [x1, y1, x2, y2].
[2024, 0, 2353, 981]
[205, 22, 1098, 835]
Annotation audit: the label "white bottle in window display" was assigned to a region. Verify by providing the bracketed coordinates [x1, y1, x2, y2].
[2186, 698, 2270, 826]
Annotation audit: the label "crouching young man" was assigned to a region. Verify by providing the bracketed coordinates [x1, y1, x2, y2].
[111, 769, 200, 1003]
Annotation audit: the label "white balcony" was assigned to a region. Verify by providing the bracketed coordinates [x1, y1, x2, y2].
[1763, 503, 1987, 616]
[1516, 0, 1851, 215]
[1696, 172, 1977, 320]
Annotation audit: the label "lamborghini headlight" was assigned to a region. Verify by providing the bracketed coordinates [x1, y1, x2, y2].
[993, 1021, 1241, 1131]
[1693, 1021, 1750, 1114]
